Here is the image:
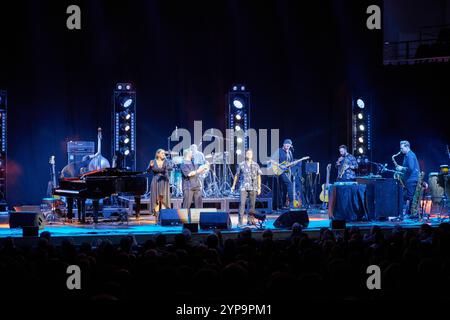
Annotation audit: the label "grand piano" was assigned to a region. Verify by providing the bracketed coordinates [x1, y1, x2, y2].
[53, 168, 147, 223]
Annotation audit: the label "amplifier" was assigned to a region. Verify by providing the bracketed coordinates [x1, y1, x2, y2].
[67, 141, 95, 165]
[305, 162, 319, 174]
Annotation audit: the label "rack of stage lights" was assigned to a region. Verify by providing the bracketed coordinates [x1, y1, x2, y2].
[0, 90, 7, 209]
[228, 84, 250, 168]
[112, 83, 136, 171]
[352, 95, 372, 173]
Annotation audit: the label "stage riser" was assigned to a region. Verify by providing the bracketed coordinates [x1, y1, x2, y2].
[118, 196, 272, 215]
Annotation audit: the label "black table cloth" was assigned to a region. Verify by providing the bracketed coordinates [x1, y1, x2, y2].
[328, 184, 367, 221]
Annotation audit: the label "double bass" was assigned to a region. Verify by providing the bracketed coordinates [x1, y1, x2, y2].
[88, 127, 110, 171]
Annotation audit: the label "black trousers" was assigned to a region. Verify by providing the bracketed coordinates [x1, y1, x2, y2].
[239, 190, 257, 223]
[405, 179, 418, 214]
[280, 173, 293, 204]
[182, 187, 203, 209]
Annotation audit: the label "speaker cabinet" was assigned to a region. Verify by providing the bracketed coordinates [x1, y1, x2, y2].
[273, 209, 309, 229]
[199, 211, 231, 230]
[158, 209, 184, 226]
[9, 211, 45, 229]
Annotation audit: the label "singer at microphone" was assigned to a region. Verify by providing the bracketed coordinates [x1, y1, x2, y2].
[269, 138, 295, 209]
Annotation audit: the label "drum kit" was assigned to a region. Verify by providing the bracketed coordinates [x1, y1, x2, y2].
[166, 151, 234, 198]
[427, 164, 449, 217]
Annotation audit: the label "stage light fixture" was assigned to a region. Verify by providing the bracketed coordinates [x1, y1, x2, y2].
[232, 86, 238, 91]
[233, 99, 244, 109]
[121, 147, 130, 156]
[235, 125, 241, 131]
[356, 98, 365, 109]
[121, 123, 131, 132]
[236, 149, 242, 155]
[126, 84, 131, 90]
[237, 137, 243, 143]
[358, 137, 364, 143]
[358, 147, 364, 154]
[121, 96, 133, 108]
[357, 113, 363, 119]
[120, 111, 131, 120]
[121, 135, 130, 144]
[241, 85, 245, 91]
[359, 124, 365, 131]
[235, 114, 242, 120]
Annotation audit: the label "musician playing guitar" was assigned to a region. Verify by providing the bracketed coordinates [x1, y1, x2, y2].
[336, 145, 358, 181]
[270, 139, 296, 209]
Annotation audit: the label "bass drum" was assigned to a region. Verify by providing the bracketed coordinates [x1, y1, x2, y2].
[428, 172, 444, 205]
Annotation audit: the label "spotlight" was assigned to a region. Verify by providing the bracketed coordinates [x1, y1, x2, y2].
[121, 123, 131, 132]
[233, 99, 244, 109]
[358, 137, 364, 143]
[359, 124, 365, 131]
[121, 135, 130, 144]
[357, 113, 363, 119]
[356, 98, 365, 109]
[120, 111, 131, 120]
[121, 96, 133, 108]
[232, 86, 238, 91]
[121, 147, 130, 156]
[235, 125, 241, 131]
[236, 149, 242, 155]
[358, 147, 364, 154]
[237, 137, 243, 143]
[126, 84, 131, 90]
[235, 114, 242, 120]
[241, 85, 245, 91]
[117, 84, 123, 90]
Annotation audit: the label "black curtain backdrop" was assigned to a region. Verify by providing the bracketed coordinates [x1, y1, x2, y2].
[0, 0, 448, 205]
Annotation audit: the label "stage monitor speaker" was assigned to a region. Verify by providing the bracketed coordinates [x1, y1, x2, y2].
[199, 211, 231, 230]
[158, 209, 183, 226]
[273, 209, 309, 229]
[9, 211, 45, 229]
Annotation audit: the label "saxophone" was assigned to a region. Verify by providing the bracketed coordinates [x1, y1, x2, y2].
[410, 171, 425, 217]
[392, 151, 405, 187]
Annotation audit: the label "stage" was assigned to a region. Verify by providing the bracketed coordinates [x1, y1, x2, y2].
[0, 209, 447, 246]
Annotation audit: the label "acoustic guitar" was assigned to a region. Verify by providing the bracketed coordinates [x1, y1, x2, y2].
[319, 163, 331, 203]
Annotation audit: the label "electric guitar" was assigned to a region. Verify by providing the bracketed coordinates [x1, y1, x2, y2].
[269, 156, 310, 176]
[319, 163, 331, 203]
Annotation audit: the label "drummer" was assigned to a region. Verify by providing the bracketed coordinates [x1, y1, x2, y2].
[190, 144, 206, 166]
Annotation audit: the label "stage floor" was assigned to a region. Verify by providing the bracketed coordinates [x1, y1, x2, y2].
[1, 210, 448, 245]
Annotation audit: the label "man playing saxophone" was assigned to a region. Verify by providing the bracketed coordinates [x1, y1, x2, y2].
[336, 145, 358, 181]
[394, 140, 420, 216]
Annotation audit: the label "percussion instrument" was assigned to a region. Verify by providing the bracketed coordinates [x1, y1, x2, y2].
[429, 172, 445, 205]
